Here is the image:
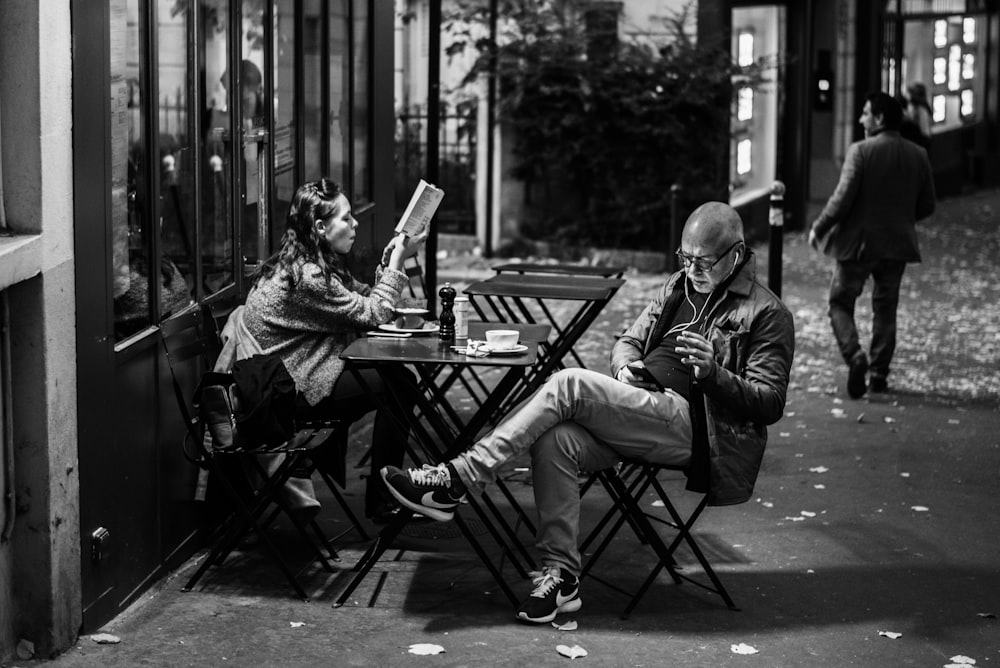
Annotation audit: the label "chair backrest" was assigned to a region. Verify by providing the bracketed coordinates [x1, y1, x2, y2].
[160, 304, 221, 451]
[403, 255, 427, 300]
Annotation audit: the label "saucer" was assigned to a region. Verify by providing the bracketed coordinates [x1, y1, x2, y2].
[484, 344, 528, 355]
[378, 322, 440, 335]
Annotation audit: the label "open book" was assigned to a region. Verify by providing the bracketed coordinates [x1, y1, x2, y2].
[395, 179, 445, 237]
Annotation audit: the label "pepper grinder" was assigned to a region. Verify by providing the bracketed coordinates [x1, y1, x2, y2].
[438, 282, 456, 343]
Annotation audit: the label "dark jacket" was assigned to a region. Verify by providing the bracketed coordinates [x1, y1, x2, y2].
[611, 254, 795, 505]
[811, 129, 936, 262]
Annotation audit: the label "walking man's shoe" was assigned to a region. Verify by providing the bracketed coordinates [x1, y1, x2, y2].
[847, 352, 869, 399]
[516, 566, 581, 624]
[869, 376, 888, 393]
[381, 464, 466, 522]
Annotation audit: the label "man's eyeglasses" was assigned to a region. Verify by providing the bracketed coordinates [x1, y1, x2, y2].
[675, 240, 742, 273]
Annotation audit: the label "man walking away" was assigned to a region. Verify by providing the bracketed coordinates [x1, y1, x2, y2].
[809, 92, 936, 398]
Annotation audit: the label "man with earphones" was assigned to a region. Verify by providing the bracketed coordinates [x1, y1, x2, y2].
[382, 202, 795, 624]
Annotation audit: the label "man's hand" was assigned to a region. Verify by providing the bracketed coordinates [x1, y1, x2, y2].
[807, 228, 820, 251]
[618, 362, 661, 392]
[676, 331, 716, 380]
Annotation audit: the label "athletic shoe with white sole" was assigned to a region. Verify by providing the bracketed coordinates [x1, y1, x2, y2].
[380, 464, 466, 522]
[516, 566, 582, 624]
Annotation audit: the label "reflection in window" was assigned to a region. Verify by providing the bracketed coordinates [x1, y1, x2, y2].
[352, 0, 371, 205]
[329, 0, 349, 187]
[737, 32, 754, 67]
[737, 87, 753, 121]
[112, 0, 154, 341]
[200, 0, 235, 295]
[932, 94, 946, 122]
[961, 89, 974, 116]
[156, 0, 195, 322]
[273, 0, 297, 239]
[736, 139, 752, 175]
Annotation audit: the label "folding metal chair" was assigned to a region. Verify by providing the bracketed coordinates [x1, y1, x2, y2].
[579, 460, 738, 618]
[160, 305, 361, 600]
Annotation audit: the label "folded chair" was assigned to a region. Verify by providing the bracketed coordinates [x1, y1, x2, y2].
[160, 305, 361, 600]
[578, 460, 738, 619]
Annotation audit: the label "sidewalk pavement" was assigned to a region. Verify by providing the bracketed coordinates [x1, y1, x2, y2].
[14, 189, 1000, 667]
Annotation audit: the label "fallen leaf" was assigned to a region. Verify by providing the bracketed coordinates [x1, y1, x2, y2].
[900, 472, 910, 477]
[946, 656, 977, 665]
[800, 510, 816, 517]
[948, 419, 961, 424]
[911, 505, 930, 512]
[762, 501, 774, 508]
[289, 622, 305, 628]
[730, 643, 758, 655]
[552, 620, 578, 631]
[976, 612, 996, 618]
[783, 516, 805, 522]
[884, 416, 897, 423]
[857, 413, 866, 423]
[877, 630, 902, 639]
[651, 500, 665, 507]
[831, 408, 847, 418]
[809, 466, 829, 473]
[556, 644, 588, 659]
[90, 634, 121, 644]
[814, 484, 826, 489]
[408, 643, 446, 656]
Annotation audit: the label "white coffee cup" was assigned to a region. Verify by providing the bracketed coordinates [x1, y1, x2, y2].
[485, 329, 519, 350]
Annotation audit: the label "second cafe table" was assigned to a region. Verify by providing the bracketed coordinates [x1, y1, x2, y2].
[463, 273, 626, 407]
[334, 332, 540, 608]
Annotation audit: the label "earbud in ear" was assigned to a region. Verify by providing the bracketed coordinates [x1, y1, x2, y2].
[733, 253, 740, 267]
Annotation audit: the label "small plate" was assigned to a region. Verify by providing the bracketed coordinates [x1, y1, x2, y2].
[485, 344, 528, 355]
[379, 322, 440, 335]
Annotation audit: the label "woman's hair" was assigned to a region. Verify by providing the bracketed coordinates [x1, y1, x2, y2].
[250, 178, 352, 288]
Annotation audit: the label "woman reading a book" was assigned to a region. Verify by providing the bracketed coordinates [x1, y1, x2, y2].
[242, 178, 427, 523]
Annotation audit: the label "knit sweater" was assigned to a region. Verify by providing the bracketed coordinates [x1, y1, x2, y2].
[242, 260, 409, 405]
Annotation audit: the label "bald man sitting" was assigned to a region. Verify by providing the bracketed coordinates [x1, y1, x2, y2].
[383, 202, 795, 623]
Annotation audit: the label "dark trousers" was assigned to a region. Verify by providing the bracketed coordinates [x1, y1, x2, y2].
[297, 365, 417, 515]
[828, 259, 907, 380]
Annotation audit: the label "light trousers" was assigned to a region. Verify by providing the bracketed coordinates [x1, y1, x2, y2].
[451, 368, 692, 575]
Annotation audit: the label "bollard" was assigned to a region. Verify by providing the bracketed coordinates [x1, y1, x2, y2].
[768, 180, 785, 298]
[669, 183, 682, 272]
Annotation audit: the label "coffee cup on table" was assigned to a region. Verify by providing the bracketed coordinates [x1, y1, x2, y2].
[394, 308, 428, 329]
[485, 329, 519, 350]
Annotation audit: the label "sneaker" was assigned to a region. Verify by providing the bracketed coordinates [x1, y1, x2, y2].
[869, 376, 888, 393]
[847, 352, 868, 399]
[516, 566, 581, 624]
[380, 464, 465, 522]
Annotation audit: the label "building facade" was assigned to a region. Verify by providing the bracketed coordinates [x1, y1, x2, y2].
[1, 0, 397, 660]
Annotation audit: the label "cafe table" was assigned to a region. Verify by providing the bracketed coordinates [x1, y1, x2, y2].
[491, 261, 627, 279]
[333, 331, 540, 608]
[463, 272, 626, 409]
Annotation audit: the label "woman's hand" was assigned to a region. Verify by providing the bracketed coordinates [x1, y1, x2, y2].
[676, 331, 716, 380]
[384, 230, 429, 272]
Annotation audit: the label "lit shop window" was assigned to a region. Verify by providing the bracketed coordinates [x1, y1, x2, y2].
[963, 17, 976, 44]
[932, 95, 946, 123]
[961, 89, 974, 117]
[737, 32, 754, 67]
[934, 20, 948, 48]
[933, 57, 947, 85]
[737, 87, 753, 122]
[736, 139, 752, 175]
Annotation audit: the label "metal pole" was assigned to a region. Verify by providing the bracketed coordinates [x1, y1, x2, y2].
[768, 180, 786, 297]
[484, 0, 498, 258]
[669, 183, 682, 272]
[425, 0, 442, 316]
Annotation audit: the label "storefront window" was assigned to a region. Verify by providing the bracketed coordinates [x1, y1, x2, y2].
[329, 0, 350, 187]
[201, 0, 236, 294]
[157, 0, 197, 321]
[890, 2, 987, 134]
[112, 0, 154, 341]
[273, 0, 297, 236]
[351, 0, 371, 206]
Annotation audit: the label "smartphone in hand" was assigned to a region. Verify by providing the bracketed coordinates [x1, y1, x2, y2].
[626, 361, 664, 391]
